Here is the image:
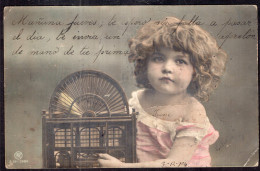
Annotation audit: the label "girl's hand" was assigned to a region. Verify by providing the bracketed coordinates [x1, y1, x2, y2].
[98, 153, 125, 168]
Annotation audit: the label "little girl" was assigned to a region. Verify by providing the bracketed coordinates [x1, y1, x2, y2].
[98, 17, 227, 167]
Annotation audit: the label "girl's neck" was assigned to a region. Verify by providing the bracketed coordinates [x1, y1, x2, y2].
[145, 89, 191, 107]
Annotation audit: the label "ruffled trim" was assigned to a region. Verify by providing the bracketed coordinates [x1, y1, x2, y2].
[176, 125, 209, 143]
[129, 89, 212, 142]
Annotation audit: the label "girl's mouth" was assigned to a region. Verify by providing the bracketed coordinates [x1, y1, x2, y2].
[159, 77, 174, 82]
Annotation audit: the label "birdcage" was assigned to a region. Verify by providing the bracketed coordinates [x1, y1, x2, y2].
[42, 70, 137, 168]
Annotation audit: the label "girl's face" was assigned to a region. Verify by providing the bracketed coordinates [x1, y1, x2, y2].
[147, 47, 194, 95]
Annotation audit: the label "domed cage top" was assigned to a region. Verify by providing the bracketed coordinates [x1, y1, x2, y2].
[49, 70, 130, 118]
[42, 70, 137, 168]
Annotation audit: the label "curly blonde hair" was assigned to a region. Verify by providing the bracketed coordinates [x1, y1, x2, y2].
[128, 17, 228, 101]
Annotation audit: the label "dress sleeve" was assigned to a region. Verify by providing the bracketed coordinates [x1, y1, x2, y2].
[175, 121, 210, 143]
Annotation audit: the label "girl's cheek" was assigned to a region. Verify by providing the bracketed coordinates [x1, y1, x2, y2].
[148, 63, 161, 70]
[178, 66, 183, 71]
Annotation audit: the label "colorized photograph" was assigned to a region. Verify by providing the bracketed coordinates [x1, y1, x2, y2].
[4, 6, 258, 168]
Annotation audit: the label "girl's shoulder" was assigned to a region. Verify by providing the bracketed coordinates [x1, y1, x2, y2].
[182, 97, 209, 124]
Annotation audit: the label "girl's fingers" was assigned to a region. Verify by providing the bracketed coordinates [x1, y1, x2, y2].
[98, 154, 123, 168]
[98, 159, 112, 167]
[97, 159, 106, 166]
[98, 153, 107, 159]
[97, 158, 104, 163]
[98, 153, 116, 160]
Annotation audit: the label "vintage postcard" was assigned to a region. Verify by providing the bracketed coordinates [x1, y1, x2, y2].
[4, 6, 258, 168]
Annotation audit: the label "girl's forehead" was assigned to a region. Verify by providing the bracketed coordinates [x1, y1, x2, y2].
[154, 46, 190, 58]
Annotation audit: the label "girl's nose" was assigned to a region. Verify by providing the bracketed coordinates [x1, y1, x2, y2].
[162, 60, 174, 74]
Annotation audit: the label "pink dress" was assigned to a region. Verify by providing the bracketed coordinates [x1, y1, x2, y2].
[129, 90, 219, 167]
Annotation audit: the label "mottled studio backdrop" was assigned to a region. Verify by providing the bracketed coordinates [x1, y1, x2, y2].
[4, 6, 258, 168]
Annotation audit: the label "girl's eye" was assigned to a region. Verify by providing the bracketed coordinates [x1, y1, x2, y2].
[176, 59, 187, 65]
[151, 56, 164, 63]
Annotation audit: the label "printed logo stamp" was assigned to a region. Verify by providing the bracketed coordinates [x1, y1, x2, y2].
[14, 151, 23, 160]
[7, 151, 29, 168]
